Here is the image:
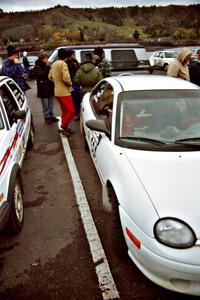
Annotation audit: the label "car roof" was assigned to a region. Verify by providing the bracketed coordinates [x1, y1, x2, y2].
[54, 43, 145, 50]
[108, 75, 199, 91]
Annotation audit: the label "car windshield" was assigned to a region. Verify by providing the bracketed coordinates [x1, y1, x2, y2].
[116, 89, 200, 149]
[165, 52, 177, 58]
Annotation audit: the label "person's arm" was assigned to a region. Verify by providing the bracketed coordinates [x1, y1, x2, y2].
[73, 69, 81, 85]
[61, 62, 72, 86]
[2, 60, 19, 78]
[167, 62, 179, 78]
[48, 69, 53, 81]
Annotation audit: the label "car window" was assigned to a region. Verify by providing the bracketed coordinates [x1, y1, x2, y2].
[80, 50, 93, 62]
[116, 89, 200, 149]
[111, 50, 138, 70]
[165, 52, 177, 58]
[7, 80, 26, 108]
[0, 84, 18, 126]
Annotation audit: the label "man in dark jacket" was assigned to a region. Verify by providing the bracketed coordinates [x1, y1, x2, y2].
[33, 52, 58, 124]
[93, 47, 112, 78]
[189, 60, 200, 87]
[65, 48, 81, 120]
[74, 53, 103, 99]
[2, 45, 30, 93]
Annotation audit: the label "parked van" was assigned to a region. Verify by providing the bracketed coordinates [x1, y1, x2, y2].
[48, 44, 151, 75]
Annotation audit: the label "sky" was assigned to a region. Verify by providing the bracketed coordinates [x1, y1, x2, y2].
[0, 0, 199, 12]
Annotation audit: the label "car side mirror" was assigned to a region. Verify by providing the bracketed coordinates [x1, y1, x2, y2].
[86, 119, 110, 137]
[12, 110, 26, 121]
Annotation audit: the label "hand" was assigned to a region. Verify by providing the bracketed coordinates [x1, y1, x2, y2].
[22, 74, 28, 80]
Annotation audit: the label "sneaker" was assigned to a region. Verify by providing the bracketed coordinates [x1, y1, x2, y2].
[57, 128, 71, 137]
[45, 118, 53, 124]
[50, 116, 59, 122]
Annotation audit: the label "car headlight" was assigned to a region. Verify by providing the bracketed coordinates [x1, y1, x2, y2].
[154, 218, 196, 249]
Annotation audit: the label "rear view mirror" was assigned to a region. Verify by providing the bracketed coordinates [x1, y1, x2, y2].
[86, 119, 110, 137]
[13, 110, 26, 120]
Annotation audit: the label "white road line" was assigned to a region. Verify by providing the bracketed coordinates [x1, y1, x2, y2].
[61, 135, 120, 300]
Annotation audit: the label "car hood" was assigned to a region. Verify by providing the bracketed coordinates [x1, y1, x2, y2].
[123, 148, 200, 236]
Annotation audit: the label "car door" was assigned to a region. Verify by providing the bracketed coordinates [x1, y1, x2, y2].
[0, 80, 28, 166]
[82, 81, 114, 182]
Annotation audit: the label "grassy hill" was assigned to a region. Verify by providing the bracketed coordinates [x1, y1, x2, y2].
[0, 4, 199, 49]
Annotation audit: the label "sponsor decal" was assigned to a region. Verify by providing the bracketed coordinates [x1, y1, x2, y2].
[0, 131, 19, 175]
[0, 193, 4, 203]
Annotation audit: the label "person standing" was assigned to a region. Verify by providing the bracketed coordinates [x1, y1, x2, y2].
[167, 47, 192, 81]
[22, 51, 30, 77]
[93, 47, 112, 78]
[65, 48, 81, 120]
[2, 45, 30, 93]
[33, 52, 58, 124]
[48, 48, 75, 137]
[74, 52, 103, 99]
[189, 60, 200, 87]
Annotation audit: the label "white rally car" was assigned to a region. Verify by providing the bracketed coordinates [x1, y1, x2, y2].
[0, 76, 34, 234]
[80, 75, 200, 296]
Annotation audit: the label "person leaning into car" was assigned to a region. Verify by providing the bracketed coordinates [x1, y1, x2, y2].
[48, 48, 75, 137]
[167, 47, 192, 81]
[2, 45, 30, 93]
[93, 47, 112, 78]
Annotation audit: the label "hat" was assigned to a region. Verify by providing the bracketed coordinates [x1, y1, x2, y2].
[57, 48, 68, 60]
[38, 52, 49, 60]
[93, 47, 104, 57]
[65, 48, 75, 58]
[7, 45, 18, 57]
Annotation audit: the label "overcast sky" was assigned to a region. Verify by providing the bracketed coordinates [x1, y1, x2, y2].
[0, 0, 199, 12]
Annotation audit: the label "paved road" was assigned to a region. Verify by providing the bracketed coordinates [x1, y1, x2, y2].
[0, 78, 196, 300]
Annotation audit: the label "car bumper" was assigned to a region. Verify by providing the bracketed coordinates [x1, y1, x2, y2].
[120, 207, 200, 296]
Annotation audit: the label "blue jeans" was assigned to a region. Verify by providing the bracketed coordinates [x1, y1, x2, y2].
[71, 83, 81, 115]
[41, 97, 54, 119]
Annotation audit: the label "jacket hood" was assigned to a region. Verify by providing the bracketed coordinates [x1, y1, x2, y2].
[80, 62, 96, 73]
[177, 47, 192, 63]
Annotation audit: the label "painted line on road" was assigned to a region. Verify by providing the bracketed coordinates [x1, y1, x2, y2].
[61, 135, 120, 300]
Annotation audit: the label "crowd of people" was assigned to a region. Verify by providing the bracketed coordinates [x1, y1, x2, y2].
[1, 44, 199, 138]
[1, 45, 112, 137]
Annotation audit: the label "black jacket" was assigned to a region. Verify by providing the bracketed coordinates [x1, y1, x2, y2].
[33, 59, 54, 98]
[189, 61, 200, 87]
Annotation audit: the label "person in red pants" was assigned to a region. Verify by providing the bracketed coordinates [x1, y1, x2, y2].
[48, 48, 75, 137]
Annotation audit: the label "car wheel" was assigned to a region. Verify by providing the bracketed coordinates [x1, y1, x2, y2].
[27, 121, 34, 150]
[6, 176, 24, 234]
[163, 64, 168, 72]
[108, 187, 127, 258]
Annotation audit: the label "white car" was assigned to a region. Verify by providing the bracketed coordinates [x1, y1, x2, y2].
[80, 75, 200, 296]
[149, 50, 177, 71]
[0, 76, 34, 234]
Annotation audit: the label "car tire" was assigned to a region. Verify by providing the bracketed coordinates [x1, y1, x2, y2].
[27, 121, 34, 150]
[163, 64, 168, 72]
[6, 176, 24, 234]
[108, 187, 127, 258]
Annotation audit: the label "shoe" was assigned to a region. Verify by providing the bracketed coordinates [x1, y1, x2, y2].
[45, 118, 53, 124]
[74, 115, 80, 121]
[57, 128, 71, 137]
[50, 116, 59, 122]
[65, 127, 74, 133]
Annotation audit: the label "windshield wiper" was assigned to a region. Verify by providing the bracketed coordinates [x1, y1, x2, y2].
[175, 137, 200, 146]
[121, 136, 166, 146]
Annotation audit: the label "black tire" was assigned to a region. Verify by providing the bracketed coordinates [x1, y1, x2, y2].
[163, 64, 168, 72]
[108, 187, 127, 258]
[6, 176, 24, 234]
[27, 121, 34, 150]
